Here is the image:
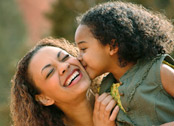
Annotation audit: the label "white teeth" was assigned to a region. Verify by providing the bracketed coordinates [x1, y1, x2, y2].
[65, 71, 80, 86]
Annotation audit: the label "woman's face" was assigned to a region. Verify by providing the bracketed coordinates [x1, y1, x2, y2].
[28, 46, 91, 104]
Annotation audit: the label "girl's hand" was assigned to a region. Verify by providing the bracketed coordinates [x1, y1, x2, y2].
[93, 93, 119, 126]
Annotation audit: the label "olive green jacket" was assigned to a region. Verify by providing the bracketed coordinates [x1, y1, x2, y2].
[99, 54, 174, 126]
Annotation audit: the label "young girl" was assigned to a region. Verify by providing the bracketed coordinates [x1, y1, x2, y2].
[75, 1, 174, 126]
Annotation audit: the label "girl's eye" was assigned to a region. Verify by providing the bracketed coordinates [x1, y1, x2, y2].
[61, 54, 69, 62]
[46, 68, 55, 79]
[81, 48, 87, 52]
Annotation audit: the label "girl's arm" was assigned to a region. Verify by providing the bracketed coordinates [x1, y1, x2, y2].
[160, 121, 174, 126]
[161, 64, 174, 96]
[160, 64, 174, 125]
[93, 93, 119, 126]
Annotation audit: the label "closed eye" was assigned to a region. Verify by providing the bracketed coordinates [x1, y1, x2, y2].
[80, 48, 87, 52]
[61, 54, 69, 62]
[46, 68, 55, 79]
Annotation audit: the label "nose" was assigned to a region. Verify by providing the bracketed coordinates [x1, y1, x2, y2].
[58, 62, 70, 75]
[77, 53, 82, 61]
[77, 54, 86, 68]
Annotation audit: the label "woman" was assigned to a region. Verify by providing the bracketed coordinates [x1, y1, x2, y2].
[11, 37, 118, 126]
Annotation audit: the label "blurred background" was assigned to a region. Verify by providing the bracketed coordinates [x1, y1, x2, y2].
[0, 0, 174, 125]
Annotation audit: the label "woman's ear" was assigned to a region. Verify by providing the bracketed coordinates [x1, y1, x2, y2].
[109, 39, 118, 56]
[35, 94, 55, 106]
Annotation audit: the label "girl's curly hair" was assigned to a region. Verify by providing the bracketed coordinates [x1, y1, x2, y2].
[11, 37, 78, 126]
[77, 1, 174, 64]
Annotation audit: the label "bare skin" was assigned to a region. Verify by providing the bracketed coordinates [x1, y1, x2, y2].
[29, 46, 93, 126]
[93, 93, 119, 126]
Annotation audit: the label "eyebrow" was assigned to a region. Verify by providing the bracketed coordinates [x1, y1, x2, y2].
[41, 64, 51, 73]
[76, 41, 87, 46]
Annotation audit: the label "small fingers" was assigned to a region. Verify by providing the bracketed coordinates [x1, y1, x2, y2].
[94, 93, 108, 112]
[99, 94, 113, 119]
[97, 93, 109, 102]
[109, 105, 119, 121]
[93, 93, 119, 126]
[93, 94, 99, 117]
[93, 93, 108, 117]
[104, 99, 116, 118]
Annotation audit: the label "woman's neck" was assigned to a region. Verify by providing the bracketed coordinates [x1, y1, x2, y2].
[57, 98, 93, 126]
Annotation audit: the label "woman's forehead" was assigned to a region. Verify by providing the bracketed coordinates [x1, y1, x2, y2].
[37, 46, 69, 56]
[29, 47, 60, 67]
[28, 47, 61, 78]
[40, 46, 63, 52]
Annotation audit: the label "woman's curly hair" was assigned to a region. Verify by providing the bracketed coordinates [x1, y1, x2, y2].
[11, 37, 78, 126]
[77, 1, 174, 64]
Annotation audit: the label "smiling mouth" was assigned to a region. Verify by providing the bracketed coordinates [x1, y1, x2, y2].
[64, 70, 80, 87]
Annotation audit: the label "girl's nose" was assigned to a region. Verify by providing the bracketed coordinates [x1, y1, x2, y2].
[58, 62, 70, 75]
[77, 53, 82, 61]
[77, 54, 86, 68]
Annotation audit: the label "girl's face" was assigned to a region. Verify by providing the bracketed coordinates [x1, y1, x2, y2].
[75, 25, 111, 79]
[28, 46, 91, 105]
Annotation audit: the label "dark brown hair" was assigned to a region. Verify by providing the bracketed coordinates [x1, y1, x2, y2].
[77, 1, 174, 65]
[11, 37, 78, 126]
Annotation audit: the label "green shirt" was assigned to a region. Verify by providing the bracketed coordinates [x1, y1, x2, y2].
[99, 54, 174, 126]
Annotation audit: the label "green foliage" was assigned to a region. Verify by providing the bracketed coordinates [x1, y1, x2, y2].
[0, 104, 11, 126]
[49, 0, 174, 43]
[0, 0, 26, 104]
[0, 0, 27, 125]
[47, 0, 108, 42]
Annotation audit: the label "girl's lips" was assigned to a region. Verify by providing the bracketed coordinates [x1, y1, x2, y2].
[80, 61, 87, 70]
[83, 65, 87, 70]
[63, 69, 82, 87]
